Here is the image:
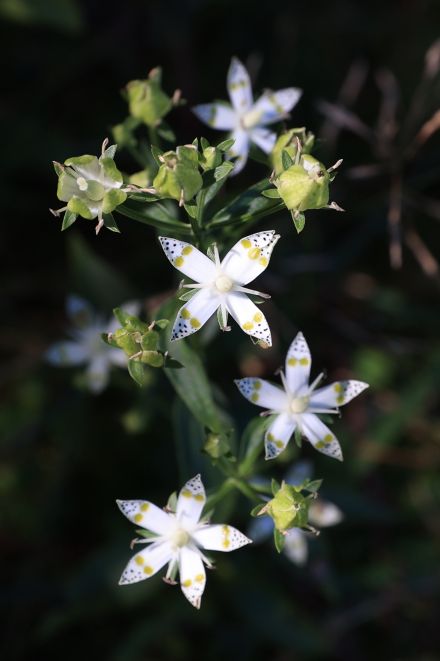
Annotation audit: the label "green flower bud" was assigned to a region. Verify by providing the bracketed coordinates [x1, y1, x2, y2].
[271, 128, 315, 176]
[112, 328, 140, 357]
[139, 350, 164, 367]
[54, 141, 127, 232]
[275, 154, 330, 212]
[203, 433, 231, 459]
[200, 145, 222, 171]
[153, 145, 202, 203]
[264, 482, 310, 533]
[126, 67, 174, 127]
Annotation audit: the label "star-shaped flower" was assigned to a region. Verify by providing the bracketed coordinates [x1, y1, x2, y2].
[159, 230, 280, 346]
[117, 474, 251, 609]
[46, 296, 138, 393]
[235, 332, 369, 460]
[193, 57, 302, 174]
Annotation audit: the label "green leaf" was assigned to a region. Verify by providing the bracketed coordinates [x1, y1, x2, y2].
[200, 137, 210, 150]
[214, 161, 234, 181]
[292, 211, 306, 234]
[238, 415, 272, 476]
[183, 201, 198, 219]
[0, 0, 84, 34]
[209, 179, 283, 228]
[273, 528, 286, 553]
[61, 209, 77, 231]
[281, 149, 294, 170]
[271, 478, 281, 496]
[150, 145, 164, 166]
[294, 427, 303, 448]
[217, 138, 235, 152]
[304, 479, 323, 493]
[178, 288, 198, 302]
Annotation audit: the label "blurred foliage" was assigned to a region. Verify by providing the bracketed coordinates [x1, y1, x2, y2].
[1, 0, 440, 659]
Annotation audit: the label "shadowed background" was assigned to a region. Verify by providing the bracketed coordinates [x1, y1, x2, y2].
[1, 0, 440, 659]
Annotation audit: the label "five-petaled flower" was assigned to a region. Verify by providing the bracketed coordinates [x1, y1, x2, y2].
[159, 231, 280, 346]
[235, 332, 369, 460]
[46, 296, 138, 393]
[193, 57, 302, 174]
[117, 474, 251, 609]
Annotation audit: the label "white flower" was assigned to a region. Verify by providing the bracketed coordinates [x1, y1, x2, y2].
[249, 462, 343, 565]
[117, 474, 251, 609]
[159, 230, 280, 346]
[193, 57, 302, 174]
[46, 296, 138, 393]
[235, 331, 369, 460]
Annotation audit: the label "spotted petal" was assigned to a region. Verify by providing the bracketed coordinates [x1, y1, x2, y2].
[158, 237, 216, 283]
[249, 127, 277, 153]
[229, 128, 250, 175]
[251, 88, 302, 125]
[171, 288, 220, 341]
[46, 341, 88, 366]
[234, 377, 287, 410]
[227, 57, 253, 112]
[225, 292, 272, 346]
[176, 474, 206, 525]
[265, 412, 296, 459]
[221, 230, 280, 285]
[300, 413, 343, 461]
[309, 380, 369, 410]
[192, 102, 236, 130]
[285, 332, 312, 395]
[283, 528, 308, 566]
[179, 546, 206, 609]
[118, 541, 173, 585]
[193, 524, 251, 552]
[116, 499, 173, 534]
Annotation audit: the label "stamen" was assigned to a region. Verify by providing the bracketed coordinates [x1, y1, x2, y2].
[308, 407, 340, 415]
[234, 285, 271, 299]
[212, 243, 221, 269]
[308, 372, 325, 393]
[277, 368, 289, 393]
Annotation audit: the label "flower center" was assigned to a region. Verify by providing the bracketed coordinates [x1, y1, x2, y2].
[290, 396, 309, 414]
[215, 274, 233, 293]
[170, 527, 190, 548]
[241, 108, 263, 130]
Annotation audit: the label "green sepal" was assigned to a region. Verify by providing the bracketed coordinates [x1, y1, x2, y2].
[203, 432, 231, 459]
[103, 213, 120, 233]
[183, 201, 198, 219]
[214, 161, 234, 181]
[140, 330, 160, 351]
[178, 288, 198, 302]
[261, 188, 281, 199]
[67, 196, 94, 220]
[163, 355, 184, 369]
[101, 332, 119, 348]
[292, 211, 306, 234]
[281, 149, 294, 170]
[217, 138, 235, 152]
[153, 319, 170, 330]
[273, 528, 286, 553]
[150, 144, 164, 166]
[61, 209, 77, 231]
[166, 492, 178, 512]
[200, 137, 210, 150]
[127, 360, 150, 386]
[53, 161, 64, 176]
[64, 154, 96, 168]
[102, 144, 117, 159]
[113, 307, 148, 332]
[294, 426, 303, 448]
[250, 502, 267, 517]
[100, 157, 124, 185]
[102, 189, 127, 214]
[303, 478, 323, 493]
[113, 328, 140, 356]
[139, 350, 164, 367]
[271, 478, 281, 496]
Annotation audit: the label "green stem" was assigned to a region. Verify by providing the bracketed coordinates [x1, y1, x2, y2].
[117, 205, 193, 236]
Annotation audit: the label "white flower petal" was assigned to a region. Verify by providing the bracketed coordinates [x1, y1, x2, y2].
[310, 380, 369, 409]
[285, 332, 312, 395]
[158, 237, 216, 283]
[300, 413, 343, 461]
[228, 129, 250, 175]
[46, 341, 88, 366]
[176, 474, 206, 525]
[234, 377, 287, 410]
[249, 127, 277, 153]
[192, 102, 236, 130]
[221, 230, 280, 285]
[193, 524, 251, 552]
[251, 88, 302, 126]
[118, 541, 173, 585]
[227, 57, 253, 112]
[264, 412, 296, 459]
[225, 292, 272, 346]
[309, 500, 343, 527]
[66, 295, 94, 328]
[86, 355, 110, 393]
[117, 499, 173, 535]
[179, 546, 206, 609]
[171, 288, 220, 341]
[283, 528, 308, 566]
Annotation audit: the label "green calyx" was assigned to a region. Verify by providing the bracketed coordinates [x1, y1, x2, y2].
[126, 67, 174, 127]
[271, 128, 315, 176]
[153, 145, 203, 203]
[264, 482, 311, 533]
[275, 154, 330, 212]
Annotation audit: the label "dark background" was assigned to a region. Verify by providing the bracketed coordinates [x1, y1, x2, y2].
[2, 1, 440, 659]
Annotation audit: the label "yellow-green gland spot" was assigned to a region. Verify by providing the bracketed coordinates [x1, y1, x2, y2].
[182, 579, 192, 587]
[174, 256, 184, 267]
[288, 357, 297, 366]
[248, 247, 261, 260]
[141, 503, 150, 512]
[334, 383, 343, 393]
[254, 380, 262, 389]
[143, 565, 154, 575]
[182, 246, 193, 255]
[134, 513, 143, 523]
[253, 312, 263, 323]
[242, 321, 254, 331]
[135, 556, 144, 566]
[251, 393, 259, 402]
[195, 574, 204, 583]
[181, 309, 191, 320]
[324, 434, 333, 444]
[215, 274, 233, 293]
[190, 318, 201, 328]
[241, 238, 252, 248]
